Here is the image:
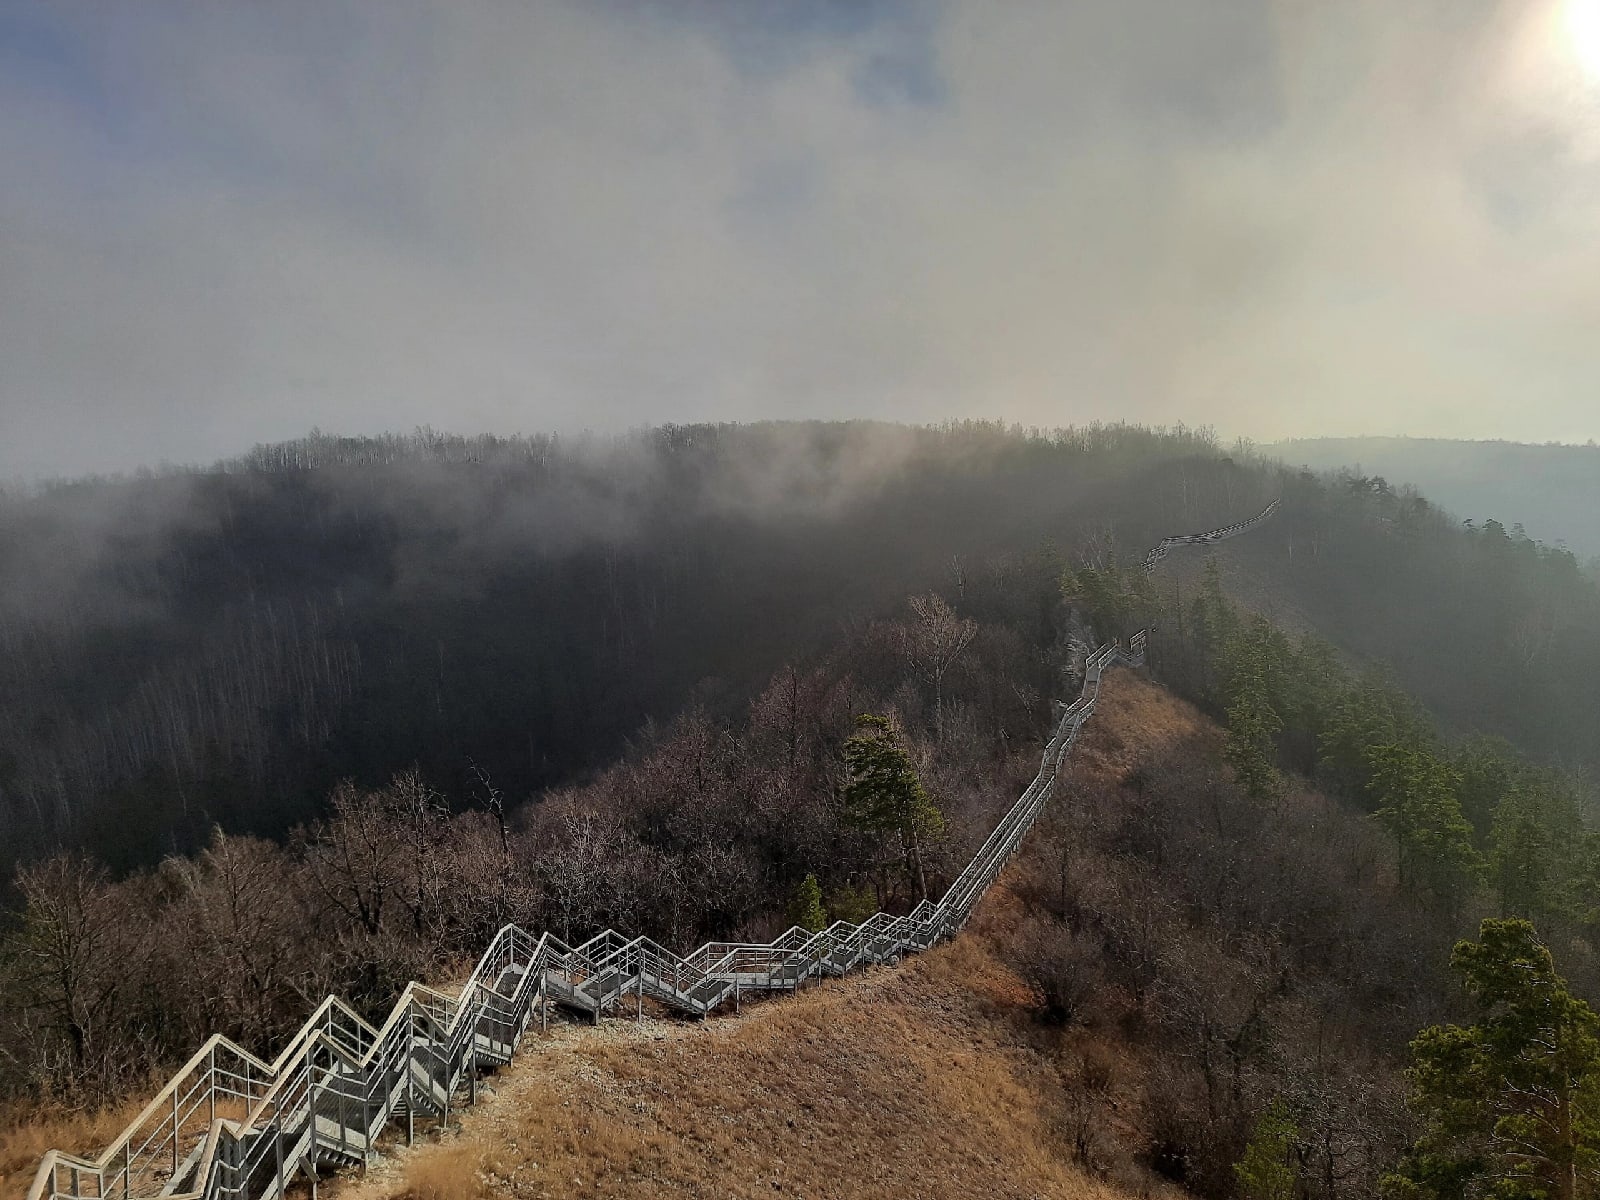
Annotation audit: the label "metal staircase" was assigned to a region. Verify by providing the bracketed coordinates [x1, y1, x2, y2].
[24, 502, 1289, 1199]
[26, 630, 1149, 1200]
[1142, 499, 1280, 574]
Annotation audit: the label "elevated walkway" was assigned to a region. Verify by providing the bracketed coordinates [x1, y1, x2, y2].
[30, 637, 1152, 1200]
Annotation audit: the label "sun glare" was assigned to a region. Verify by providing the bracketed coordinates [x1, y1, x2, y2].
[1564, 0, 1600, 78]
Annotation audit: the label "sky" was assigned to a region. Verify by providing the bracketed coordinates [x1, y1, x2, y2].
[2, 0, 1600, 479]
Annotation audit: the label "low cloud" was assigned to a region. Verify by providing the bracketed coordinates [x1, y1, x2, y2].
[2, 0, 1598, 478]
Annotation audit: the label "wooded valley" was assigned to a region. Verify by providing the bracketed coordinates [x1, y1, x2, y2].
[4, 421, 1600, 1200]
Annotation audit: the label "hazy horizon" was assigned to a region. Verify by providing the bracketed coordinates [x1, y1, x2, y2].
[5, 1, 1600, 478]
[4, 422, 1600, 491]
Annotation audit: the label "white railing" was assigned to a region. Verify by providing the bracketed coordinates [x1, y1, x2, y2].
[29, 497, 1285, 1200]
[1142, 499, 1280, 573]
[27, 632, 1149, 1200]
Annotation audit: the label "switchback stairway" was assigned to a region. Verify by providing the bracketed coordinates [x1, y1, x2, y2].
[28, 499, 1278, 1200]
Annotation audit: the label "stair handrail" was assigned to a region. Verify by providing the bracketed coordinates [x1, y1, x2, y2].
[31, 496, 1276, 1200]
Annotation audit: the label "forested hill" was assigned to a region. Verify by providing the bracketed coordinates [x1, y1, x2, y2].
[1266, 436, 1600, 559]
[1, 422, 1596, 875]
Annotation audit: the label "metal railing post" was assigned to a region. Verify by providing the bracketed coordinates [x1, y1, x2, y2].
[273, 1120, 284, 1199]
[405, 1042, 415, 1147]
[337, 1062, 349, 1161]
[441, 1036, 451, 1132]
[307, 1063, 319, 1173]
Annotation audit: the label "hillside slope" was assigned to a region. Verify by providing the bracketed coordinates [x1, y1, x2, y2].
[10, 422, 1598, 880]
[0, 421, 1242, 873]
[326, 673, 1205, 1200]
[335, 937, 1148, 1200]
[1266, 436, 1600, 558]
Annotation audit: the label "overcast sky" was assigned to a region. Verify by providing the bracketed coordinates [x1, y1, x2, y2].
[2, 0, 1599, 478]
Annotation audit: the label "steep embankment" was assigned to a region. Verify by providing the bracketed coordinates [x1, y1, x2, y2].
[337, 673, 1202, 1200]
[338, 943, 1127, 1200]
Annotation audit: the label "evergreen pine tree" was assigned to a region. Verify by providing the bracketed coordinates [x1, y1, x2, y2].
[1235, 1100, 1300, 1200]
[790, 873, 827, 932]
[1365, 743, 1484, 907]
[1223, 618, 1285, 800]
[1385, 920, 1600, 1200]
[842, 715, 944, 902]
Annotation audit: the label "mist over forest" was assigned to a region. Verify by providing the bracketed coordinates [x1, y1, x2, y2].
[3, 419, 1600, 1200]
[2, 421, 1596, 880]
[1269, 437, 1600, 558]
[0, 421, 1229, 873]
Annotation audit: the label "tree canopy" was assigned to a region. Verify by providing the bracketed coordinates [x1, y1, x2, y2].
[1385, 919, 1600, 1200]
[842, 714, 944, 902]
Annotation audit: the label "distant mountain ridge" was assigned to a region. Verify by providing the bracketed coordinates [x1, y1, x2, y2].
[1265, 437, 1600, 558]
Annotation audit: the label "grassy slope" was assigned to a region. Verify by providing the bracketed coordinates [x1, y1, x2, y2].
[329, 672, 1203, 1200]
[0, 673, 1205, 1200]
[0, 1106, 143, 1200]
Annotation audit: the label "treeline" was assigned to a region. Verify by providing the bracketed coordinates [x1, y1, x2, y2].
[1020, 556, 1600, 1200]
[1075, 554, 1600, 936]
[0, 420, 1240, 875]
[5, 420, 1596, 881]
[1269, 436, 1600, 559]
[0, 585, 1059, 1104]
[1229, 469, 1600, 769]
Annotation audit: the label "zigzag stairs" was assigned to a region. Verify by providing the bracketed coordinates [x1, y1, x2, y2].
[30, 501, 1281, 1200]
[27, 635, 1146, 1200]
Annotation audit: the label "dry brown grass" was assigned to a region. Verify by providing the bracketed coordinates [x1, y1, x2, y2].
[1073, 671, 1215, 783]
[0, 1100, 147, 1200]
[395, 1138, 489, 1200]
[339, 901, 1181, 1200]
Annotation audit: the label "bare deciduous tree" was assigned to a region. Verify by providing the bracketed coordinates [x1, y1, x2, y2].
[7, 854, 147, 1089]
[903, 593, 978, 742]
